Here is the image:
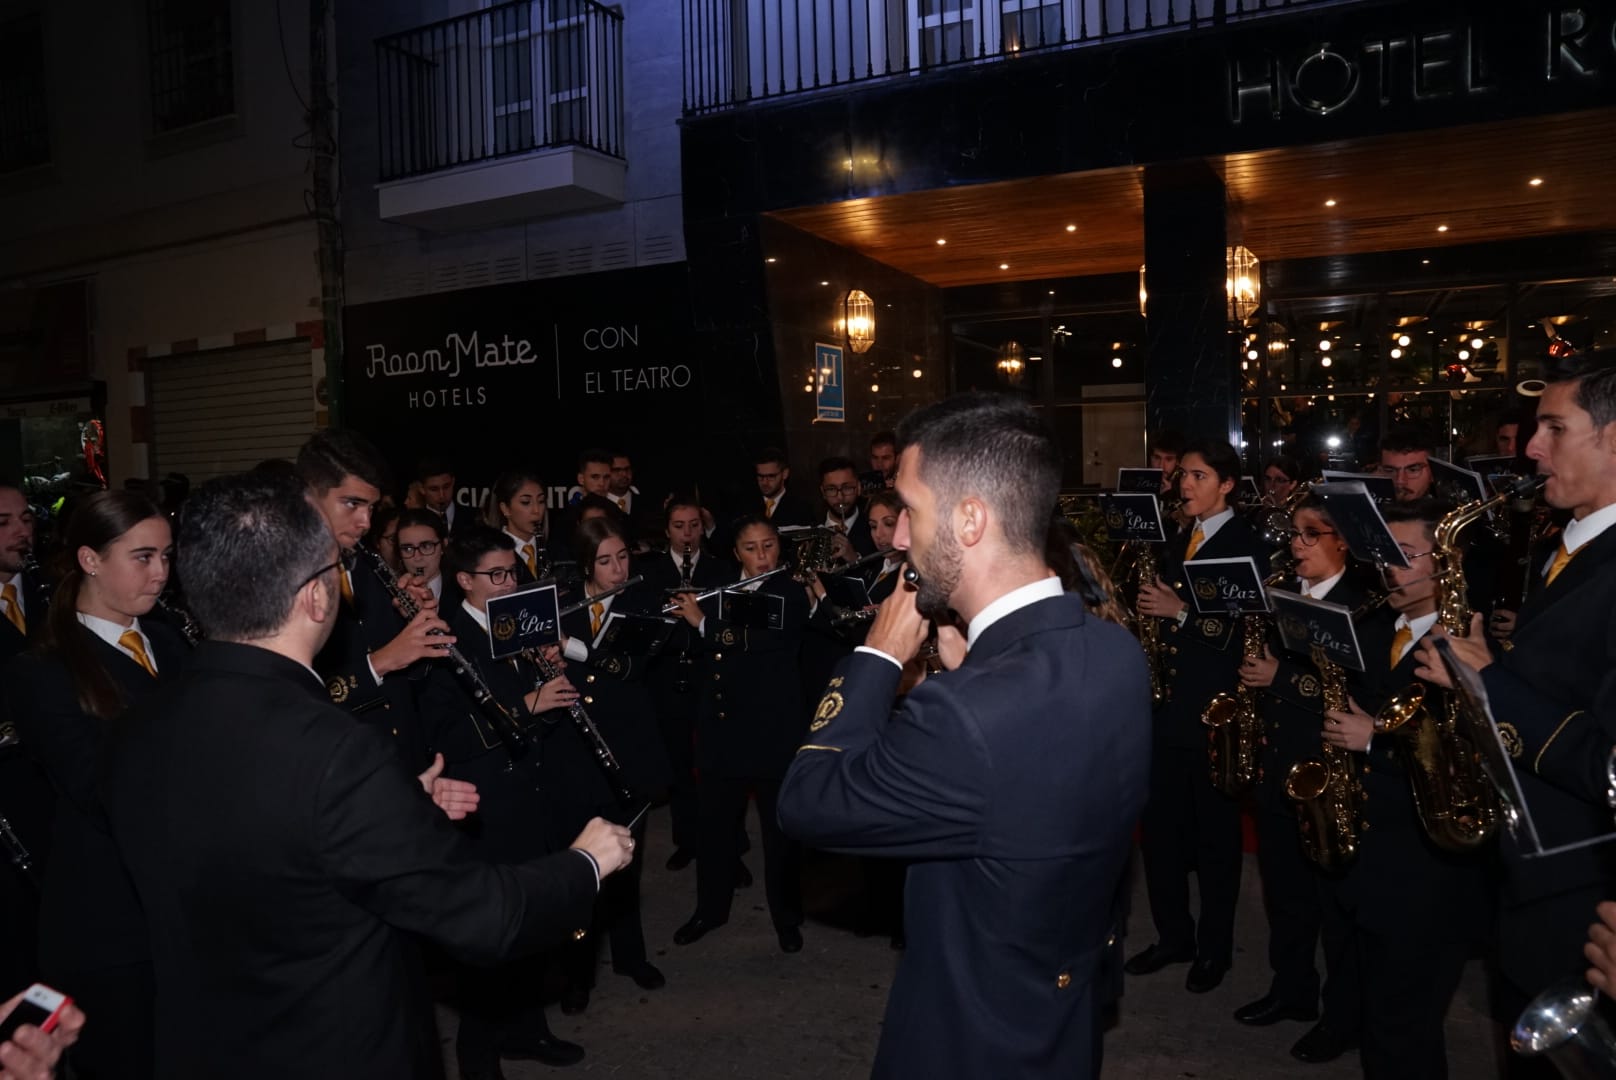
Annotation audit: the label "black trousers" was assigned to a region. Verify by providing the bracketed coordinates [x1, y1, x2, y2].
[1139, 745, 1244, 964]
[564, 809, 648, 986]
[456, 951, 556, 1069]
[695, 775, 801, 929]
[53, 960, 155, 1080]
[1253, 804, 1325, 1007]
[656, 693, 699, 853]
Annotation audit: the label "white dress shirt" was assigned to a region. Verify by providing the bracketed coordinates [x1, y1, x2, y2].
[1543, 500, 1616, 574]
[1302, 569, 1346, 600]
[857, 574, 1066, 667]
[1392, 611, 1440, 665]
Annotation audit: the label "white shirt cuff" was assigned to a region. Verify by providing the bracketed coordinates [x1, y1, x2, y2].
[697, 616, 707, 638]
[367, 655, 384, 686]
[571, 848, 601, 892]
[563, 637, 590, 663]
[854, 644, 902, 671]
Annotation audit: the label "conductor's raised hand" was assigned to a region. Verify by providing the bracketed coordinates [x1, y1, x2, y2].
[572, 816, 635, 879]
[416, 753, 480, 820]
[370, 609, 454, 676]
[864, 577, 930, 666]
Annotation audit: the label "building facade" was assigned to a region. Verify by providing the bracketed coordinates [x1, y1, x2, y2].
[0, 0, 326, 496]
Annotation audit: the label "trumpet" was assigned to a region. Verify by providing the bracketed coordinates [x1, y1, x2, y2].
[1512, 981, 1616, 1077]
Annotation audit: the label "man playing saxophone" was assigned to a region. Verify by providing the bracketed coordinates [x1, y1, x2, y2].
[1321, 500, 1487, 1080]
[1231, 498, 1367, 1065]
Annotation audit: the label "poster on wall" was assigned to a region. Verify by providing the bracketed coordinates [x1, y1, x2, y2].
[342, 264, 754, 513]
[814, 342, 844, 423]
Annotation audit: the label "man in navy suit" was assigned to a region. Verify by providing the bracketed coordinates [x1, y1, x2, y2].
[778, 394, 1152, 1080]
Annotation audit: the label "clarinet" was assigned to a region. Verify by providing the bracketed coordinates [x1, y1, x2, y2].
[527, 642, 638, 808]
[0, 809, 37, 886]
[154, 593, 202, 646]
[349, 544, 533, 767]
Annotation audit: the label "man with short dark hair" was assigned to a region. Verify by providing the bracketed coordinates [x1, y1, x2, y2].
[103, 472, 633, 1080]
[868, 431, 897, 489]
[1413, 348, 1616, 1030]
[1376, 426, 1436, 503]
[415, 456, 469, 536]
[576, 449, 613, 503]
[819, 455, 876, 558]
[779, 394, 1151, 1080]
[753, 447, 814, 528]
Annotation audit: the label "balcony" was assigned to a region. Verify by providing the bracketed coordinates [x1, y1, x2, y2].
[375, 0, 626, 231]
[682, 0, 1348, 113]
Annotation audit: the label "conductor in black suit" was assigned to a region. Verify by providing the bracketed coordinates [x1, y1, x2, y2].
[103, 472, 635, 1080]
[778, 394, 1152, 1080]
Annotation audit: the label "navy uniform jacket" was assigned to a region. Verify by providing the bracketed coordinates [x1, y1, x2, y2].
[635, 548, 734, 718]
[8, 622, 187, 976]
[778, 592, 1152, 1080]
[419, 603, 556, 860]
[1328, 613, 1487, 940]
[104, 641, 598, 1080]
[1472, 524, 1616, 991]
[1255, 574, 1367, 813]
[1154, 515, 1274, 749]
[553, 586, 672, 820]
[313, 557, 432, 772]
[694, 571, 810, 779]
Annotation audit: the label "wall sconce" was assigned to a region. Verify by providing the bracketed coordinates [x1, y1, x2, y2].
[1137, 246, 1262, 324]
[845, 289, 875, 353]
[996, 340, 1026, 386]
[1227, 244, 1260, 324]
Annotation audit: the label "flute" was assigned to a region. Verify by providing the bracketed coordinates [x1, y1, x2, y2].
[660, 565, 792, 614]
[559, 575, 644, 617]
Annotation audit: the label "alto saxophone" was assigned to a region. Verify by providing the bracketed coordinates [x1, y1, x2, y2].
[1133, 541, 1168, 706]
[1202, 560, 1292, 797]
[1374, 479, 1542, 850]
[1285, 650, 1366, 870]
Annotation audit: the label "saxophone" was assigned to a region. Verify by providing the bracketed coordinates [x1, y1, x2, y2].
[1373, 481, 1541, 850]
[1202, 612, 1265, 795]
[1285, 649, 1366, 869]
[1129, 468, 1183, 707]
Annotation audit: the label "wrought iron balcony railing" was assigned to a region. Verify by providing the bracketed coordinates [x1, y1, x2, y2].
[377, 0, 625, 183]
[683, 0, 1345, 113]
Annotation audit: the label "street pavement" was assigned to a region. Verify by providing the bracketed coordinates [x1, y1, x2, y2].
[437, 805, 1511, 1078]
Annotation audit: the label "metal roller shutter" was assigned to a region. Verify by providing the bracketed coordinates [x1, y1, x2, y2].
[147, 342, 316, 482]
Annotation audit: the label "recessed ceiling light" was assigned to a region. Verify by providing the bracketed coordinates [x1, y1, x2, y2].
[1065, 224, 1077, 233]
[1324, 198, 1337, 207]
[819, 280, 829, 286]
[766, 257, 777, 263]
[1529, 177, 1544, 186]
[935, 238, 947, 246]
[1111, 357, 1123, 368]
[999, 263, 1009, 270]
[1398, 334, 1411, 347]
[911, 368, 923, 378]
[1436, 225, 1449, 233]
[1471, 337, 1484, 349]
[1422, 258, 1431, 265]
[1048, 290, 1055, 296]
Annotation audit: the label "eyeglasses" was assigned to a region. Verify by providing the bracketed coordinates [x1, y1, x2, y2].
[465, 565, 520, 585]
[1287, 528, 1339, 546]
[1398, 548, 1434, 562]
[299, 560, 344, 590]
[398, 540, 440, 557]
[821, 483, 861, 496]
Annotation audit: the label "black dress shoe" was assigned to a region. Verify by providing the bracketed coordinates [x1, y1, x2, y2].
[734, 860, 753, 888]
[776, 925, 804, 953]
[559, 985, 589, 1015]
[1290, 1023, 1358, 1064]
[614, 961, 666, 990]
[665, 848, 694, 871]
[1185, 957, 1229, 993]
[500, 1034, 585, 1067]
[1123, 942, 1196, 976]
[673, 914, 726, 945]
[1234, 993, 1319, 1026]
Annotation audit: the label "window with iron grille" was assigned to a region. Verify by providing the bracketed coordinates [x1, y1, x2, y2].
[147, 0, 235, 134]
[0, 14, 49, 174]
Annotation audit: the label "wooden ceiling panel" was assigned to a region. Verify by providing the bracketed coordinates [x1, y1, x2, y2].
[770, 108, 1616, 287]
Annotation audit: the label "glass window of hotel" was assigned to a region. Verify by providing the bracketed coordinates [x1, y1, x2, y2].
[1507, 279, 1616, 385]
[949, 317, 1044, 397]
[1263, 296, 1378, 391]
[1048, 309, 1143, 400]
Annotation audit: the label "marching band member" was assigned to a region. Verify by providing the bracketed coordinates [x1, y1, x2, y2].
[486, 469, 560, 582]
[819, 456, 876, 559]
[7, 492, 185, 1080]
[754, 448, 814, 528]
[394, 508, 457, 611]
[1234, 499, 1364, 1062]
[669, 515, 810, 953]
[1129, 439, 1269, 994]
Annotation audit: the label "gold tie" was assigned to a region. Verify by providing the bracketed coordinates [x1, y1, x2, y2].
[590, 602, 605, 638]
[1184, 525, 1206, 561]
[616, 497, 628, 512]
[1545, 542, 1575, 586]
[119, 629, 157, 677]
[765, 497, 776, 519]
[522, 543, 538, 578]
[339, 566, 354, 606]
[1390, 624, 1412, 669]
[0, 583, 23, 635]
